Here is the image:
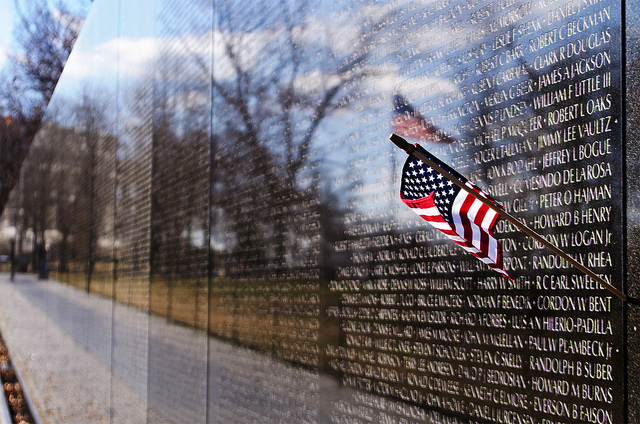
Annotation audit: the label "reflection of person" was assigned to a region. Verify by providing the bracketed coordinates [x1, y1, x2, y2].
[37, 243, 48, 280]
[10, 238, 15, 282]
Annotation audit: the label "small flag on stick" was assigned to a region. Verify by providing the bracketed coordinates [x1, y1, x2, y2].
[390, 133, 630, 302]
[399, 141, 510, 279]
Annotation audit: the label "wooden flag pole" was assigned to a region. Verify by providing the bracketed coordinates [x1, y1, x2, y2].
[390, 133, 629, 302]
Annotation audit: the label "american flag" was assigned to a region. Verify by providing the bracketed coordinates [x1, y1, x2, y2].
[400, 144, 511, 278]
[392, 95, 454, 144]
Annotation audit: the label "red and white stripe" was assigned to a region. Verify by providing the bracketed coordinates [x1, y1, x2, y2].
[402, 191, 510, 279]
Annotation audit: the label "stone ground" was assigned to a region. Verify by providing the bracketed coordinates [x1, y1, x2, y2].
[0, 274, 146, 423]
[0, 274, 353, 423]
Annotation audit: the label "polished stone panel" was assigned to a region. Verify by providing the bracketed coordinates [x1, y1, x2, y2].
[6, 0, 633, 422]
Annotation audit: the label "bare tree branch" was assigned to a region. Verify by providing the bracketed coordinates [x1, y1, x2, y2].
[0, 0, 87, 215]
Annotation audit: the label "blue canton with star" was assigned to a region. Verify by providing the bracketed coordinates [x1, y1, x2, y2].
[401, 154, 460, 223]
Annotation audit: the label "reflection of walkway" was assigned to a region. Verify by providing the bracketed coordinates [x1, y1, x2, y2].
[0, 274, 146, 423]
[0, 274, 447, 423]
[0, 274, 347, 423]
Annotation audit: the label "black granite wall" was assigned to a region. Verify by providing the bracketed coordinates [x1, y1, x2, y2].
[6, 0, 635, 422]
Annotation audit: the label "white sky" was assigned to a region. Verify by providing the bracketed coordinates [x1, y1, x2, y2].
[0, 0, 16, 70]
[0, 0, 91, 72]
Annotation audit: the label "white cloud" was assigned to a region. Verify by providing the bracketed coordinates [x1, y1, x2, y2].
[0, 46, 7, 69]
[54, 0, 462, 116]
[62, 36, 157, 81]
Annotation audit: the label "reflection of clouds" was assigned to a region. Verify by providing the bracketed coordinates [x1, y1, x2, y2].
[64, 31, 213, 81]
[56, 0, 599, 104]
[214, 31, 260, 75]
[0, 46, 8, 69]
[292, 70, 335, 93]
[60, 3, 464, 97]
[166, 90, 210, 110]
[64, 30, 248, 82]
[372, 64, 457, 97]
[64, 36, 156, 80]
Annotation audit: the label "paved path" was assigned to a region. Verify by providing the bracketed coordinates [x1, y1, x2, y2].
[0, 274, 146, 423]
[0, 274, 440, 424]
[0, 274, 339, 423]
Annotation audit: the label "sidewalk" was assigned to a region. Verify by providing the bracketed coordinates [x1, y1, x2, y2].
[0, 274, 422, 424]
[0, 274, 146, 423]
[0, 274, 338, 423]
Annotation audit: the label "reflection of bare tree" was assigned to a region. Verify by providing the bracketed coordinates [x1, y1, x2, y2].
[0, 116, 43, 218]
[11, 0, 86, 105]
[150, 85, 210, 320]
[66, 92, 115, 291]
[9, 90, 115, 283]
[0, 0, 89, 216]
[197, 0, 399, 366]
[17, 131, 53, 270]
[51, 123, 76, 273]
[210, 1, 390, 280]
[148, 0, 212, 327]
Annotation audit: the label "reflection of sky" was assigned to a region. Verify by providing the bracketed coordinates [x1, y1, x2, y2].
[0, 0, 14, 70]
[316, 0, 620, 228]
[45, 0, 621, 231]
[0, 0, 91, 72]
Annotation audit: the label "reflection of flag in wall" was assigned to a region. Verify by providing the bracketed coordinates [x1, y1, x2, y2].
[392, 95, 454, 143]
[400, 144, 511, 278]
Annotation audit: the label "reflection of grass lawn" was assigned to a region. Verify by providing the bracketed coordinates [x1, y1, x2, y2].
[49, 271, 114, 297]
[34, 271, 432, 406]
[150, 277, 208, 329]
[48, 271, 339, 369]
[114, 275, 149, 310]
